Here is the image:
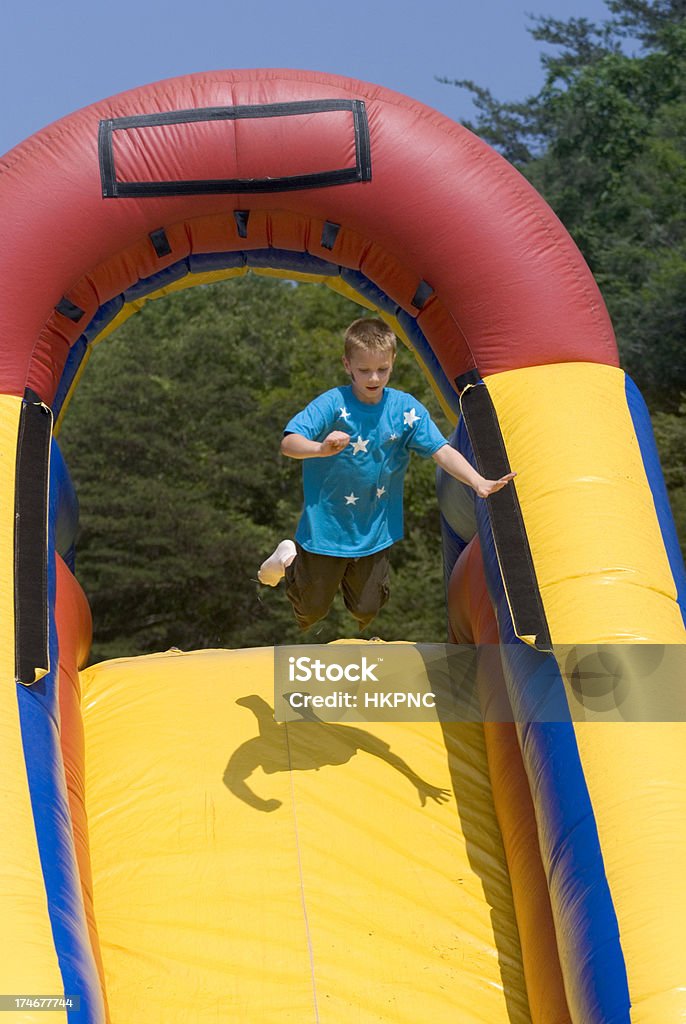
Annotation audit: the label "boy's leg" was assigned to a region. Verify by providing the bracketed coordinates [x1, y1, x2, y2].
[284, 543, 348, 631]
[340, 548, 391, 629]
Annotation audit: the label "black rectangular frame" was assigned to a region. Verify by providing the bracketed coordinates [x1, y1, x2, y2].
[99, 99, 372, 198]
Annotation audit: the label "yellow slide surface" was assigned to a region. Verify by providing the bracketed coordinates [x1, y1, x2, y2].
[81, 647, 531, 1024]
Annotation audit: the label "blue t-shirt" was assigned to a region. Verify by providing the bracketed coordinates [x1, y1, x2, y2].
[285, 386, 447, 557]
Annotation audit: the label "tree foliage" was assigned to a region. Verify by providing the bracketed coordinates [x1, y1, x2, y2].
[441, 2, 686, 396]
[59, 277, 452, 662]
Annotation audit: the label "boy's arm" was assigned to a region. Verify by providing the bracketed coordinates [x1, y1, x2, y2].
[432, 443, 516, 498]
[281, 431, 351, 459]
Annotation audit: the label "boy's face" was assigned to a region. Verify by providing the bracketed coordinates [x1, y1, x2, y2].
[342, 347, 395, 404]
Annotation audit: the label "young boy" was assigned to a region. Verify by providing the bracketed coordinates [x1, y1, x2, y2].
[258, 318, 515, 630]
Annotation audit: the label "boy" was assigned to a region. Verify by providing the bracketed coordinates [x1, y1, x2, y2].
[258, 318, 515, 630]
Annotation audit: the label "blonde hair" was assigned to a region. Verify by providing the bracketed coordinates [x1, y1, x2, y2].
[344, 318, 397, 360]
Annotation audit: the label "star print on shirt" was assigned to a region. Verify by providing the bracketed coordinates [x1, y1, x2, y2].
[376, 486, 386, 499]
[351, 435, 370, 455]
[339, 406, 351, 421]
[389, 433, 398, 441]
[344, 493, 359, 506]
[403, 408, 420, 428]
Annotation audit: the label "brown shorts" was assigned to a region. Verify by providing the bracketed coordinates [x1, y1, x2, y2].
[284, 542, 391, 631]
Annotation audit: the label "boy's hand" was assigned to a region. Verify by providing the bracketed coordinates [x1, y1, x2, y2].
[432, 445, 516, 496]
[319, 431, 351, 456]
[475, 472, 517, 498]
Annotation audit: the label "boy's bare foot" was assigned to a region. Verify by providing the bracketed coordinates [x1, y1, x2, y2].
[258, 540, 297, 586]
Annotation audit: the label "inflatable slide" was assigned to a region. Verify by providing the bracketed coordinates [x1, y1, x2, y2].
[1, 70, 685, 1023]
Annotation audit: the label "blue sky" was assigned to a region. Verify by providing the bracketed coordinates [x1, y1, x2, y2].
[2, 0, 616, 156]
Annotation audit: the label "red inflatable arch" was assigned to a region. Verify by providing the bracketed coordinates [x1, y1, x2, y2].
[0, 68, 617, 407]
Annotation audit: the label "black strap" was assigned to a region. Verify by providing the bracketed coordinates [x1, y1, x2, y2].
[320, 221, 341, 250]
[103, 168, 366, 198]
[411, 280, 434, 310]
[15, 399, 53, 685]
[55, 298, 85, 323]
[455, 368, 481, 391]
[234, 210, 250, 239]
[460, 383, 552, 651]
[149, 228, 172, 258]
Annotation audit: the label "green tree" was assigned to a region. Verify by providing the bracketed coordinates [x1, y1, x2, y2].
[652, 398, 686, 548]
[441, 2, 686, 399]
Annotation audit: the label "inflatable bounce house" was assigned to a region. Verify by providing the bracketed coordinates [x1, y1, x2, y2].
[1, 70, 685, 1023]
